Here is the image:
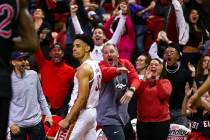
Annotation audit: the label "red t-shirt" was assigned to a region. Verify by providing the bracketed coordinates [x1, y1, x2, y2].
[35, 48, 74, 110]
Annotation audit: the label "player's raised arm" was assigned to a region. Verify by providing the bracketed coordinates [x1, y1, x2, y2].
[13, 0, 38, 52]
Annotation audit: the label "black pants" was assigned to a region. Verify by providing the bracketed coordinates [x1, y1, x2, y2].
[0, 98, 10, 140]
[124, 121, 136, 140]
[10, 121, 46, 140]
[102, 125, 125, 140]
[102, 122, 136, 140]
[137, 120, 170, 140]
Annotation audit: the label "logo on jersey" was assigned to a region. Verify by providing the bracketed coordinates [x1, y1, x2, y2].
[0, 4, 14, 38]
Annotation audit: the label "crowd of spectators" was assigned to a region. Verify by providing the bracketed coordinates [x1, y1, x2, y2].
[7, 0, 210, 139]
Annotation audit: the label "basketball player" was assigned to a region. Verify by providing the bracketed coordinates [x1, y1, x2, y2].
[58, 34, 102, 140]
[188, 74, 210, 111]
[0, 0, 38, 139]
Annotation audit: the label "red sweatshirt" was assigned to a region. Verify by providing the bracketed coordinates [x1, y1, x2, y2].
[35, 48, 74, 110]
[99, 59, 140, 89]
[136, 79, 172, 122]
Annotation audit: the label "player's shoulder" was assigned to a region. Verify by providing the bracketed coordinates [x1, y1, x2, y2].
[79, 63, 93, 72]
[83, 59, 98, 65]
[77, 62, 94, 76]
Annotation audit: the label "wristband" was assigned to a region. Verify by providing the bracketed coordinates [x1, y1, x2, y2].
[128, 87, 135, 93]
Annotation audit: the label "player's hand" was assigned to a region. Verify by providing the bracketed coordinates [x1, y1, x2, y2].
[58, 119, 69, 129]
[187, 92, 199, 113]
[187, 81, 198, 113]
[10, 124, 21, 135]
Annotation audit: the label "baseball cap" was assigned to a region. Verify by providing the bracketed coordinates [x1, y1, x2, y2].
[11, 52, 29, 60]
[167, 42, 181, 54]
[167, 42, 182, 56]
[50, 43, 64, 51]
[167, 42, 182, 60]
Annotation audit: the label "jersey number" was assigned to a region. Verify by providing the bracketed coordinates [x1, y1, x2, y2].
[0, 4, 14, 38]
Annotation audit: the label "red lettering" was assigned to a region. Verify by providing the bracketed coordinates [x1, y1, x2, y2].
[55, 128, 68, 140]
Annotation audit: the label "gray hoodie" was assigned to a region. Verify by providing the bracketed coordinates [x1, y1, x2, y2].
[97, 73, 129, 126]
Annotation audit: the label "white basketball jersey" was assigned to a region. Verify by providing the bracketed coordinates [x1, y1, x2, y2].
[69, 59, 102, 108]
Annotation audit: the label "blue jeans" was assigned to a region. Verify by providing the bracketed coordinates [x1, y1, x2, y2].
[10, 121, 45, 140]
[170, 109, 189, 127]
[102, 125, 125, 140]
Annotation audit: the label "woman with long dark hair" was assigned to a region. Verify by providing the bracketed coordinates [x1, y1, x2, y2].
[182, 8, 209, 68]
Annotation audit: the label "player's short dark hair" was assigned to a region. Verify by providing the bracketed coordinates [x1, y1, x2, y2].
[74, 34, 94, 52]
